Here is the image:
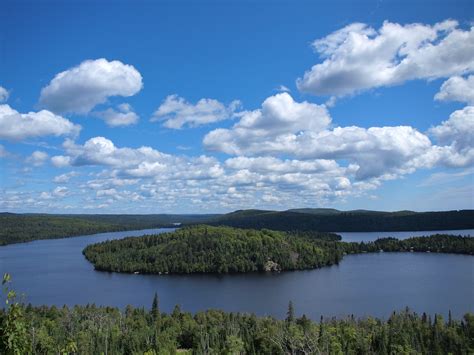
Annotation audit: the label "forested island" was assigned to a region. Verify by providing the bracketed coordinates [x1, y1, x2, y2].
[1, 275, 473, 354]
[83, 225, 474, 275]
[83, 226, 343, 274]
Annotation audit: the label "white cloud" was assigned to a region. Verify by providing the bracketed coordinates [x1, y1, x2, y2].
[225, 156, 339, 174]
[297, 20, 474, 97]
[276, 85, 291, 92]
[151, 94, 241, 129]
[435, 75, 474, 105]
[51, 155, 72, 168]
[53, 171, 78, 183]
[0, 104, 81, 141]
[204, 93, 474, 180]
[0, 86, 9, 102]
[204, 92, 331, 154]
[53, 186, 69, 197]
[94, 103, 139, 127]
[429, 106, 474, 167]
[43, 135, 373, 212]
[26, 151, 49, 167]
[57, 136, 224, 182]
[39, 58, 143, 114]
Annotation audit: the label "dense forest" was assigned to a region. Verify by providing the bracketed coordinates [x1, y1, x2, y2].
[1, 276, 473, 355]
[0, 213, 213, 245]
[342, 234, 474, 255]
[208, 209, 474, 232]
[83, 226, 473, 275]
[1, 209, 473, 245]
[0, 213, 130, 245]
[83, 226, 343, 274]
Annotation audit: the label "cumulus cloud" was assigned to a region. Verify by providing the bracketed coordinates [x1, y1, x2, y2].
[204, 92, 331, 154]
[0, 86, 9, 102]
[42, 135, 374, 212]
[53, 186, 70, 198]
[94, 103, 139, 127]
[39, 58, 143, 114]
[435, 75, 474, 105]
[51, 155, 71, 168]
[205, 93, 474, 180]
[429, 106, 474, 167]
[297, 20, 474, 97]
[0, 104, 80, 141]
[53, 171, 78, 183]
[225, 156, 340, 174]
[26, 151, 49, 167]
[55, 136, 224, 181]
[151, 95, 241, 129]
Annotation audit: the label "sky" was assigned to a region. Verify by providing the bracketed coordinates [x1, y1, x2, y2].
[0, 0, 473, 214]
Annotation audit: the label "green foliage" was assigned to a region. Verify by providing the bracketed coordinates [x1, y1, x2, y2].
[2, 301, 472, 354]
[0, 213, 215, 245]
[0, 214, 129, 245]
[83, 225, 472, 276]
[342, 234, 474, 255]
[209, 209, 474, 232]
[1, 274, 30, 355]
[83, 225, 343, 274]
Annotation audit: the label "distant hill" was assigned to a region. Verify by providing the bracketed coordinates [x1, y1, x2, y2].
[0, 213, 218, 245]
[206, 209, 474, 232]
[1, 209, 473, 245]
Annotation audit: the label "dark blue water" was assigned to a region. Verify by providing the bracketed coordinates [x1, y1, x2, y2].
[1, 228, 473, 320]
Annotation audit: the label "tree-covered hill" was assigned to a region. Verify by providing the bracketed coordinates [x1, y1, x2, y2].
[208, 209, 474, 232]
[0, 213, 216, 245]
[1, 209, 473, 245]
[342, 234, 474, 255]
[0, 214, 130, 245]
[83, 225, 343, 274]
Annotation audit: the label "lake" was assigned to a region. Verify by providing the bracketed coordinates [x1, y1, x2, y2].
[338, 229, 474, 242]
[1, 228, 473, 320]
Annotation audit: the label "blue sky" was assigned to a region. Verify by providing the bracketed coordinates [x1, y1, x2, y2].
[0, 0, 473, 213]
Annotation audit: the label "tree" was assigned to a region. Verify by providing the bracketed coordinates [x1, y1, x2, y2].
[151, 292, 160, 321]
[286, 301, 295, 323]
[0, 273, 30, 355]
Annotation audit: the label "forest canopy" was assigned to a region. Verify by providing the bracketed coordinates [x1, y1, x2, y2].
[1, 209, 473, 245]
[1, 292, 473, 354]
[83, 226, 343, 274]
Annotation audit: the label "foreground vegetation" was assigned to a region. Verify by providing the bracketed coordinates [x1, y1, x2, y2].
[1, 276, 473, 355]
[83, 226, 343, 274]
[83, 225, 473, 275]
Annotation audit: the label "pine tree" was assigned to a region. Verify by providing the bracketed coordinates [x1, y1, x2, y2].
[151, 292, 159, 321]
[286, 301, 295, 323]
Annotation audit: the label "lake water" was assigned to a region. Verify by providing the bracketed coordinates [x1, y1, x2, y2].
[338, 229, 474, 242]
[1, 228, 473, 320]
